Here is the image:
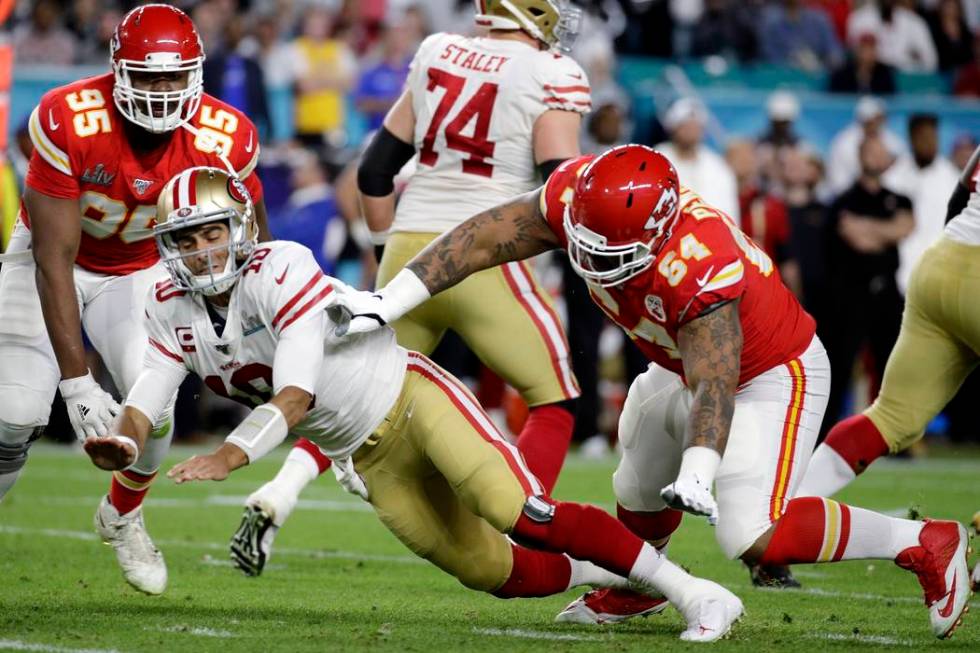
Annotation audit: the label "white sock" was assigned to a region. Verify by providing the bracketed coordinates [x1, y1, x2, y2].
[795, 444, 856, 498]
[0, 469, 21, 501]
[251, 449, 320, 526]
[567, 556, 629, 590]
[841, 505, 924, 560]
[628, 542, 682, 600]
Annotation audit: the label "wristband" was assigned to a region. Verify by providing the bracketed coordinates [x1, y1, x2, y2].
[108, 435, 140, 470]
[677, 446, 722, 486]
[225, 403, 288, 463]
[381, 268, 431, 321]
[368, 229, 389, 246]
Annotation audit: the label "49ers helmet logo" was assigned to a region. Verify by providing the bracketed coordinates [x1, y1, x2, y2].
[227, 178, 250, 205]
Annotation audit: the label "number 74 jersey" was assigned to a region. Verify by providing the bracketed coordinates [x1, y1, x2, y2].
[24, 72, 262, 276]
[394, 32, 591, 234]
[541, 156, 817, 385]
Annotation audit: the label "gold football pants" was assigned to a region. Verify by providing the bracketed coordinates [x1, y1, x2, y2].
[377, 232, 579, 407]
[866, 237, 980, 452]
[352, 352, 544, 592]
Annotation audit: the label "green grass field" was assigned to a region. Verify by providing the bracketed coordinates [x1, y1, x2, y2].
[1, 442, 977, 652]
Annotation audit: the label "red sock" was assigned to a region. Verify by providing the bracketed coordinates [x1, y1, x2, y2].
[617, 504, 682, 543]
[293, 438, 332, 475]
[824, 415, 889, 474]
[512, 498, 644, 578]
[493, 544, 571, 598]
[515, 403, 574, 494]
[760, 496, 851, 565]
[109, 469, 157, 515]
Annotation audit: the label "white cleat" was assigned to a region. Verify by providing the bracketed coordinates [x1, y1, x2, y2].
[660, 474, 719, 523]
[674, 579, 744, 643]
[94, 495, 167, 595]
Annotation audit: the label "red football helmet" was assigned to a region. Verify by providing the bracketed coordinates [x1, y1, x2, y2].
[563, 144, 681, 287]
[111, 4, 205, 133]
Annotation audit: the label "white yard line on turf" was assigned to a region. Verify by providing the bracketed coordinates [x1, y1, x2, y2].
[473, 628, 605, 642]
[807, 632, 913, 647]
[0, 640, 123, 653]
[0, 524, 423, 565]
[147, 626, 237, 638]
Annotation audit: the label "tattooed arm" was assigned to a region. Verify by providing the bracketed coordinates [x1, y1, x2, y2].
[406, 189, 561, 295]
[677, 299, 743, 456]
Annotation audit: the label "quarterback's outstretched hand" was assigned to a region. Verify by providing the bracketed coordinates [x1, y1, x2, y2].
[59, 371, 121, 441]
[168, 453, 231, 484]
[84, 435, 138, 471]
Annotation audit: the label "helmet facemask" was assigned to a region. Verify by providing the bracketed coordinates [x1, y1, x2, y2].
[154, 174, 257, 297]
[113, 52, 204, 133]
[475, 0, 581, 52]
[563, 206, 656, 288]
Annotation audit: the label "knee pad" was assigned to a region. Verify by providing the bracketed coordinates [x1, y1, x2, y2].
[0, 389, 52, 440]
[714, 513, 763, 561]
[454, 545, 512, 593]
[0, 426, 43, 474]
[616, 504, 682, 542]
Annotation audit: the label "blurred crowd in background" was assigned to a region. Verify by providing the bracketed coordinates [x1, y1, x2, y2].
[5, 0, 980, 453]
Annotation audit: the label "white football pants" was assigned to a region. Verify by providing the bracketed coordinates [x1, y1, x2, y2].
[612, 336, 830, 559]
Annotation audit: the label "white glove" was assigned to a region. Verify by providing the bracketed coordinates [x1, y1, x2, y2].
[331, 456, 369, 501]
[660, 474, 719, 525]
[59, 371, 121, 442]
[332, 269, 430, 337]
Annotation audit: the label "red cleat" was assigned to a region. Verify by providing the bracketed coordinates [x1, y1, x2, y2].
[555, 588, 669, 625]
[895, 519, 973, 639]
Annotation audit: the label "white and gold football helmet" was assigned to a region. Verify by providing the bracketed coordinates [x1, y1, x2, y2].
[474, 0, 581, 52]
[154, 167, 258, 296]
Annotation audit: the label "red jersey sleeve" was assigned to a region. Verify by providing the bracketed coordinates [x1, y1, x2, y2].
[538, 155, 595, 246]
[228, 113, 263, 204]
[670, 220, 747, 325]
[25, 92, 79, 199]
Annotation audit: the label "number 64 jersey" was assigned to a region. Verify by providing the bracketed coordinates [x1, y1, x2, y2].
[541, 156, 817, 385]
[127, 241, 407, 459]
[393, 32, 590, 234]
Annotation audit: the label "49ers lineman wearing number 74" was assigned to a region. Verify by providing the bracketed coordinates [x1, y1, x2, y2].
[0, 4, 268, 596]
[336, 144, 972, 638]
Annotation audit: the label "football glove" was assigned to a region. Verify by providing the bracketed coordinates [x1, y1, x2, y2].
[59, 371, 121, 442]
[660, 474, 719, 525]
[333, 269, 431, 337]
[331, 456, 369, 501]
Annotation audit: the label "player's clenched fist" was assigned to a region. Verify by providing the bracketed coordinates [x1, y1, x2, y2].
[59, 371, 121, 441]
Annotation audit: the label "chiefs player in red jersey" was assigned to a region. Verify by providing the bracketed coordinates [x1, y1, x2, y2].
[335, 145, 971, 638]
[0, 5, 268, 595]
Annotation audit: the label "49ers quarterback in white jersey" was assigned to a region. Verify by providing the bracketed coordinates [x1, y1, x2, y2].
[393, 32, 590, 233]
[131, 241, 405, 458]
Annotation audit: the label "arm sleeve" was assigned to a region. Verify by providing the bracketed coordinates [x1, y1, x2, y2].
[272, 310, 327, 396]
[25, 97, 79, 199]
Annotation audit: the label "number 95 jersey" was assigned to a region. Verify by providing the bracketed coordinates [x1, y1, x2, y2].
[394, 32, 590, 234]
[541, 156, 817, 385]
[24, 72, 263, 276]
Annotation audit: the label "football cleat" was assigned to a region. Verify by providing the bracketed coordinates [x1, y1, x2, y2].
[555, 588, 669, 625]
[94, 495, 167, 595]
[747, 562, 801, 589]
[894, 519, 972, 639]
[660, 475, 718, 523]
[673, 578, 744, 643]
[230, 504, 278, 577]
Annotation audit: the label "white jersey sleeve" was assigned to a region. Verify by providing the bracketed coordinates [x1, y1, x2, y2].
[124, 282, 190, 423]
[250, 242, 338, 337]
[393, 33, 590, 234]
